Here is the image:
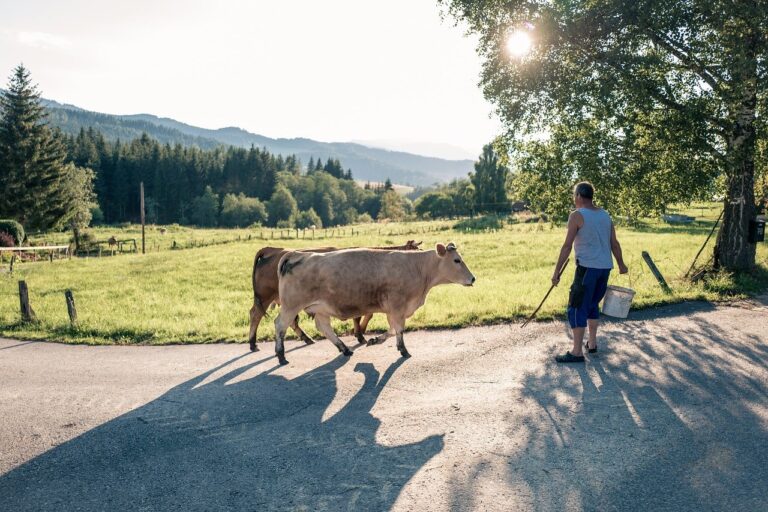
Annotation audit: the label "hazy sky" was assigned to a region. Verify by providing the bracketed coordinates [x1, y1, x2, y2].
[0, 0, 501, 160]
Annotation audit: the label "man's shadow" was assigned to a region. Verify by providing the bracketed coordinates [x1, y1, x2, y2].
[0, 351, 444, 511]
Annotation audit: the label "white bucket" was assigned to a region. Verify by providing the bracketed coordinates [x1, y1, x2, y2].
[602, 285, 636, 318]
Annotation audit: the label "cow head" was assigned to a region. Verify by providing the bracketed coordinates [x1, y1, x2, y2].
[435, 242, 476, 286]
[404, 240, 423, 251]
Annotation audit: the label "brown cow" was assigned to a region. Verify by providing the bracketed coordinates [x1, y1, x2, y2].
[273, 242, 475, 365]
[247, 240, 422, 351]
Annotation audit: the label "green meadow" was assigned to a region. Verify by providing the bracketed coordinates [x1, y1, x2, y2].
[1, 209, 766, 345]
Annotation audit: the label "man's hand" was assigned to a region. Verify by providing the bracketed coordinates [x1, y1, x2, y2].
[618, 262, 629, 275]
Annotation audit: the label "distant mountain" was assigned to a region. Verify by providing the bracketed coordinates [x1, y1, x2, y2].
[39, 99, 474, 186]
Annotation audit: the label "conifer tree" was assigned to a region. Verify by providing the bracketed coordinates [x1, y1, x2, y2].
[0, 64, 79, 230]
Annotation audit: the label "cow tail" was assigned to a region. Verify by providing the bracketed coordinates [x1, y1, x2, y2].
[252, 248, 269, 303]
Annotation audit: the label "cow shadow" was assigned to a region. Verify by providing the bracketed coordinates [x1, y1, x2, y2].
[0, 350, 443, 511]
[449, 310, 768, 511]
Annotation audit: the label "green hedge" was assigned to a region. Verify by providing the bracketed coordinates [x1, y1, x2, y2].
[0, 220, 25, 245]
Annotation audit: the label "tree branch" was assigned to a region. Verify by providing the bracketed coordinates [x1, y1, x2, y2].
[646, 31, 723, 94]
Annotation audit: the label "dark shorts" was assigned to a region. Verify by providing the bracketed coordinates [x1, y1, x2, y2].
[567, 265, 611, 328]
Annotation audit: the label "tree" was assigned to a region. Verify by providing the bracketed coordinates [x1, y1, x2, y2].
[295, 208, 322, 229]
[220, 193, 268, 227]
[441, 0, 768, 270]
[0, 65, 76, 230]
[379, 190, 408, 221]
[62, 164, 97, 250]
[415, 192, 455, 219]
[470, 144, 510, 213]
[267, 185, 298, 227]
[189, 186, 219, 227]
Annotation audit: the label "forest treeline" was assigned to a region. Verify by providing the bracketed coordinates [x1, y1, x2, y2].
[64, 128, 395, 229]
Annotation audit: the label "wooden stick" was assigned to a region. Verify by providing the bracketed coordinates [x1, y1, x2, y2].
[684, 209, 723, 278]
[18, 280, 37, 323]
[521, 259, 570, 328]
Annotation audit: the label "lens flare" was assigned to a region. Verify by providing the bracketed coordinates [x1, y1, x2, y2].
[506, 30, 532, 58]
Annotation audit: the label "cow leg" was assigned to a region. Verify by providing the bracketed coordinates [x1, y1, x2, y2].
[367, 328, 393, 346]
[248, 298, 269, 352]
[274, 307, 299, 365]
[292, 315, 315, 345]
[353, 317, 366, 345]
[314, 315, 353, 357]
[387, 314, 410, 358]
[359, 313, 373, 333]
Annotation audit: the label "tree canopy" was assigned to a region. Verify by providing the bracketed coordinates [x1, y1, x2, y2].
[441, 0, 767, 270]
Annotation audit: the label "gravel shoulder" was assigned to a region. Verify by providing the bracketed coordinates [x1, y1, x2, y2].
[1, 296, 767, 511]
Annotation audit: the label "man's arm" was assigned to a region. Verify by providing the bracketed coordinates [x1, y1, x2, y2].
[552, 212, 580, 286]
[610, 224, 629, 274]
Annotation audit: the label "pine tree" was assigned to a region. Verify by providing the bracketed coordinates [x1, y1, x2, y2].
[0, 64, 76, 230]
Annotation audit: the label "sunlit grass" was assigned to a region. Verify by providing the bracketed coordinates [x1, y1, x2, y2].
[2, 214, 766, 345]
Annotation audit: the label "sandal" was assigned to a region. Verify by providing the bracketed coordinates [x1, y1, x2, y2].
[584, 343, 597, 354]
[555, 351, 585, 363]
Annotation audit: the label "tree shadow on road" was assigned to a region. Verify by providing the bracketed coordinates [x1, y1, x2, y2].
[449, 312, 768, 511]
[0, 350, 443, 511]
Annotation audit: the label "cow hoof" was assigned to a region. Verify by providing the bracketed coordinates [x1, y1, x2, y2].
[302, 338, 315, 345]
[355, 336, 367, 345]
[277, 355, 289, 365]
[342, 349, 353, 357]
[249, 342, 258, 352]
[400, 350, 411, 359]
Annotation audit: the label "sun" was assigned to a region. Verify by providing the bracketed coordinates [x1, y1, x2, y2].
[506, 30, 532, 58]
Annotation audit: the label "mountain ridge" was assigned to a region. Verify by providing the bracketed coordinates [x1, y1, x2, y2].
[38, 98, 474, 186]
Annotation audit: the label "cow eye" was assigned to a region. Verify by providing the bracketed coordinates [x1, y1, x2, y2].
[454, 258, 461, 263]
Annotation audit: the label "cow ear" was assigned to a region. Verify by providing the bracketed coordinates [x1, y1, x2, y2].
[436, 243, 447, 256]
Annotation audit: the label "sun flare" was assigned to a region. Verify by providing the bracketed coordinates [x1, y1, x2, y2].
[506, 30, 532, 57]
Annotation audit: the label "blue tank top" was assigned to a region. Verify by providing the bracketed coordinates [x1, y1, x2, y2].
[574, 208, 613, 269]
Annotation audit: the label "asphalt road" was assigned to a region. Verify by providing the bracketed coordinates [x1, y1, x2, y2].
[1, 296, 767, 511]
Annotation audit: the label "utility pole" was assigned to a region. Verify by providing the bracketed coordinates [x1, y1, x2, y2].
[140, 181, 146, 254]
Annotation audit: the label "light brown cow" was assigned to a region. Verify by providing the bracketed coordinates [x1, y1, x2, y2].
[247, 241, 422, 351]
[273, 242, 475, 365]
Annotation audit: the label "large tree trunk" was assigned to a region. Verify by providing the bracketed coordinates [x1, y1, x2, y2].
[716, 96, 757, 271]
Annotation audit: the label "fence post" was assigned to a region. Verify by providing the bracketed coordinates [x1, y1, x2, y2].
[642, 251, 671, 293]
[65, 290, 77, 326]
[18, 280, 37, 323]
[10, 254, 16, 273]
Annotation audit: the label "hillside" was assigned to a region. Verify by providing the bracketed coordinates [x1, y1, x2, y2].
[40, 99, 474, 186]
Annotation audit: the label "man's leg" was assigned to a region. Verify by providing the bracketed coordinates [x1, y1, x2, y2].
[559, 266, 593, 361]
[571, 326, 586, 357]
[586, 319, 598, 350]
[586, 269, 610, 351]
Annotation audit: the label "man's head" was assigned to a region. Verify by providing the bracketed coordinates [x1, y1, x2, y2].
[573, 181, 594, 207]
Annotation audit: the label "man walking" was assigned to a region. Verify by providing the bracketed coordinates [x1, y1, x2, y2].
[552, 182, 628, 363]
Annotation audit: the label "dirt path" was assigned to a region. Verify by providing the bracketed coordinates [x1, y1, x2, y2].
[1, 297, 767, 511]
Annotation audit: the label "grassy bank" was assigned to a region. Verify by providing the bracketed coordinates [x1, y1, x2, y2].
[1, 214, 766, 345]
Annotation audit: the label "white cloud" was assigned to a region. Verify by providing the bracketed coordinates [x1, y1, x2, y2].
[17, 31, 72, 49]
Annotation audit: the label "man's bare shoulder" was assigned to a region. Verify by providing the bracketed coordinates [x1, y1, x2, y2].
[568, 209, 584, 227]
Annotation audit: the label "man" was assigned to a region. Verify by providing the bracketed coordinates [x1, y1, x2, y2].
[552, 182, 628, 363]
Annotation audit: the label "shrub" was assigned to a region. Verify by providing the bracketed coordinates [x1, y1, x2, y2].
[295, 208, 322, 229]
[0, 231, 15, 247]
[454, 215, 503, 232]
[357, 213, 374, 224]
[0, 220, 25, 245]
[71, 230, 97, 251]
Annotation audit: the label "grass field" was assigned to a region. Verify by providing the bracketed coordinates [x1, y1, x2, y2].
[1, 207, 766, 345]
